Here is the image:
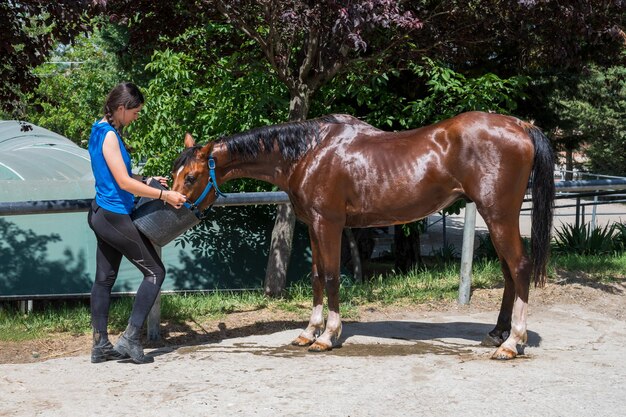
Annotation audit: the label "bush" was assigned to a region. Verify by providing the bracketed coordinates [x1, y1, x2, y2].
[552, 222, 621, 255]
[614, 223, 626, 251]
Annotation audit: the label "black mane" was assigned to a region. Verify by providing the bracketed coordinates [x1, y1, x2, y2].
[172, 115, 341, 172]
[220, 115, 340, 161]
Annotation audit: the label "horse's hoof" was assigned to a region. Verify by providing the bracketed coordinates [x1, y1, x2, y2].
[291, 335, 314, 347]
[491, 346, 517, 360]
[308, 341, 332, 352]
[481, 334, 504, 347]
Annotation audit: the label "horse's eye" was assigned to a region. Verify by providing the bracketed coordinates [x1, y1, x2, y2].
[184, 174, 196, 184]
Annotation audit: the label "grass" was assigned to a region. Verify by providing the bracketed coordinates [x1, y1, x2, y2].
[1, 253, 625, 342]
[549, 252, 626, 282]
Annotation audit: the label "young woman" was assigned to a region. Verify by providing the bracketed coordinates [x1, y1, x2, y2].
[87, 82, 187, 364]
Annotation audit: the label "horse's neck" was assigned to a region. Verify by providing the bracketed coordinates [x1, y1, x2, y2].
[214, 142, 292, 190]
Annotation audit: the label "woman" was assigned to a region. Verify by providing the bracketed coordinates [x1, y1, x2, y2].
[87, 82, 187, 364]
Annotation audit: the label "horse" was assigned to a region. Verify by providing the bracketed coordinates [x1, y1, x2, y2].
[171, 111, 555, 360]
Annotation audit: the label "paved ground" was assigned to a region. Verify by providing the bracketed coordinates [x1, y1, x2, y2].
[1, 282, 625, 417]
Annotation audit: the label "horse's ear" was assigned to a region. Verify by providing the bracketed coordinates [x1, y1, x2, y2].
[184, 132, 195, 148]
[198, 142, 213, 159]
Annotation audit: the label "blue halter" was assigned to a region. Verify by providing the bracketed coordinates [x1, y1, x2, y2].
[183, 156, 226, 217]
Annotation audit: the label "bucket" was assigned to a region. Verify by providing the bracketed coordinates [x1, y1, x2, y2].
[131, 179, 200, 246]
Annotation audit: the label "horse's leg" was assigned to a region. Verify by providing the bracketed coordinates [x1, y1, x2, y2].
[486, 221, 532, 360]
[481, 260, 514, 347]
[306, 220, 343, 352]
[292, 243, 325, 346]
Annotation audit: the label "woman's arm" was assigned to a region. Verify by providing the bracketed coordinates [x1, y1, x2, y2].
[102, 131, 186, 206]
[131, 173, 169, 188]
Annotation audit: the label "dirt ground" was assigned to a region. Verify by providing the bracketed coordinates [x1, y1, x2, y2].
[1, 272, 625, 417]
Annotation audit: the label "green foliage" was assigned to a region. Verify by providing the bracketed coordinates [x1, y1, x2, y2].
[128, 24, 289, 180]
[475, 234, 498, 260]
[13, 23, 129, 145]
[313, 63, 406, 127]
[404, 58, 529, 127]
[540, 63, 626, 176]
[429, 243, 458, 264]
[613, 222, 626, 252]
[573, 65, 626, 176]
[552, 222, 622, 256]
[0, 0, 99, 110]
[316, 58, 528, 131]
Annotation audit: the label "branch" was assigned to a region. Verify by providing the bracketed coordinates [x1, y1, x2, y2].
[299, 25, 319, 84]
[263, 3, 294, 90]
[214, 1, 268, 50]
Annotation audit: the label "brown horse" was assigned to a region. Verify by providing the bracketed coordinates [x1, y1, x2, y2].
[172, 111, 555, 360]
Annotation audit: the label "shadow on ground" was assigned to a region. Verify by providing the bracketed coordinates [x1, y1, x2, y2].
[146, 318, 541, 361]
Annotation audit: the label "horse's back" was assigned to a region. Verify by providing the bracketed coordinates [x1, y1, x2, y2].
[320, 111, 534, 162]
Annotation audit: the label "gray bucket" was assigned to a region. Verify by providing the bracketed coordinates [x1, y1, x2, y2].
[131, 179, 200, 246]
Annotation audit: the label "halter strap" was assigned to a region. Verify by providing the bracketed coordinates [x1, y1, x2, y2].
[183, 155, 226, 218]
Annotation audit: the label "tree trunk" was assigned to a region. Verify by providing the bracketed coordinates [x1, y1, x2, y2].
[263, 88, 309, 296]
[393, 224, 422, 273]
[344, 228, 363, 284]
[264, 202, 296, 297]
[565, 148, 574, 180]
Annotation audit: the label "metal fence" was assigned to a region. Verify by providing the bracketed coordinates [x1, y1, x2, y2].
[2, 179, 626, 337]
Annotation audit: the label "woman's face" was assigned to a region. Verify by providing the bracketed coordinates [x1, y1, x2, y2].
[114, 104, 142, 127]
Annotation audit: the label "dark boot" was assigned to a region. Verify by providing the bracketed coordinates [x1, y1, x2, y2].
[114, 324, 154, 364]
[91, 330, 127, 363]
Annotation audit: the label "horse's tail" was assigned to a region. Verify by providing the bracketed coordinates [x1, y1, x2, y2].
[526, 125, 555, 287]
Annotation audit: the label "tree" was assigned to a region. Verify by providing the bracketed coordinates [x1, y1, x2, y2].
[0, 1, 103, 113]
[544, 64, 626, 176]
[17, 26, 127, 144]
[407, 0, 626, 76]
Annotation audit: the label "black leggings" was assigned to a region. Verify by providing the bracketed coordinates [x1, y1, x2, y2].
[87, 201, 165, 332]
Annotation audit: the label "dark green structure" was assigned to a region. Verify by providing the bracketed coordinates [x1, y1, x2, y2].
[0, 121, 311, 299]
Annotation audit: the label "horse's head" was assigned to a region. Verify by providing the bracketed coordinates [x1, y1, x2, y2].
[171, 133, 222, 211]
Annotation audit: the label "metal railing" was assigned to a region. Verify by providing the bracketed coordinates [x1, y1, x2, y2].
[0, 191, 291, 216]
[2, 179, 626, 335]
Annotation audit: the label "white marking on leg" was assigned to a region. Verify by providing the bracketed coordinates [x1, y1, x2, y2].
[501, 295, 528, 352]
[299, 304, 324, 341]
[316, 310, 342, 347]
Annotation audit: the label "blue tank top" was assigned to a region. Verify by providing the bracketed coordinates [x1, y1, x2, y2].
[88, 120, 134, 214]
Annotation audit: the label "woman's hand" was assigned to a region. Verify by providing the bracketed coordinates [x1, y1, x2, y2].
[150, 176, 170, 189]
[162, 190, 187, 209]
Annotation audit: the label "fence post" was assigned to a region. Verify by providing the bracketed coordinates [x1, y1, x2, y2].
[19, 300, 33, 314]
[147, 244, 161, 341]
[458, 202, 476, 305]
[147, 293, 161, 341]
